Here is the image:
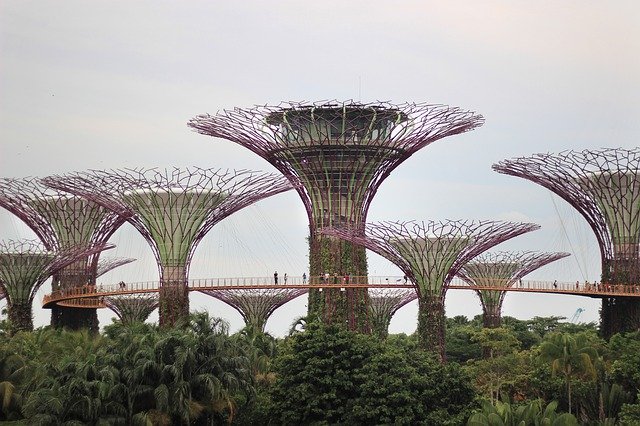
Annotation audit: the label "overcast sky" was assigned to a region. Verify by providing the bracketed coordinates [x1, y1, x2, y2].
[1, 1, 639, 336]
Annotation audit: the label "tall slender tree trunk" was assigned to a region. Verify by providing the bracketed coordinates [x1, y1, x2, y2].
[567, 377, 572, 415]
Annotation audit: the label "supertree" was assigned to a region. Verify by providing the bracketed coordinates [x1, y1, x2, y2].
[43, 167, 292, 327]
[457, 251, 570, 328]
[321, 220, 539, 360]
[493, 148, 640, 337]
[0, 239, 111, 333]
[188, 100, 484, 331]
[368, 287, 417, 338]
[0, 177, 127, 331]
[105, 294, 159, 325]
[200, 288, 308, 333]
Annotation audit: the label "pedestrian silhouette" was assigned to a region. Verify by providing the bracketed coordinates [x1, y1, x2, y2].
[274, 271, 278, 284]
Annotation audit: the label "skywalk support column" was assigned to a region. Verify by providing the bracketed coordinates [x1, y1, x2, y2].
[43, 168, 292, 328]
[458, 251, 570, 328]
[0, 179, 126, 332]
[189, 101, 484, 332]
[322, 220, 539, 361]
[494, 148, 640, 338]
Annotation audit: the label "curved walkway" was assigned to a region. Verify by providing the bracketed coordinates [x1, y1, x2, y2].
[42, 276, 640, 309]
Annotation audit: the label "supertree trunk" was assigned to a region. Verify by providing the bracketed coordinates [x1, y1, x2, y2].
[370, 316, 390, 339]
[601, 258, 640, 338]
[308, 232, 369, 332]
[8, 301, 34, 334]
[482, 302, 502, 328]
[417, 294, 446, 361]
[158, 265, 189, 328]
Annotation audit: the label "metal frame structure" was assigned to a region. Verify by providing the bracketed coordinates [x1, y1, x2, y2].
[43, 167, 292, 327]
[105, 294, 159, 325]
[321, 220, 539, 360]
[457, 251, 570, 328]
[188, 100, 484, 331]
[0, 177, 127, 331]
[493, 148, 640, 337]
[368, 288, 417, 337]
[96, 257, 136, 278]
[200, 288, 308, 332]
[0, 239, 111, 333]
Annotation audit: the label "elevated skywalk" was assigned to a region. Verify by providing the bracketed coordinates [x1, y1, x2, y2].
[42, 275, 640, 309]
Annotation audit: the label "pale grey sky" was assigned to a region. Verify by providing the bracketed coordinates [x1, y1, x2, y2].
[1, 1, 639, 335]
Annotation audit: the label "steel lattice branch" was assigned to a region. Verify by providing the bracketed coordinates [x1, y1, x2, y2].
[200, 288, 308, 332]
[96, 257, 136, 278]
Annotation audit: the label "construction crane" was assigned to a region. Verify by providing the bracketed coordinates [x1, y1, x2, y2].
[570, 308, 585, 323]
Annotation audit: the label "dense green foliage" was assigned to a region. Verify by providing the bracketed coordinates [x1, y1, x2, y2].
[269, 324, 475, 425]
[0, 312, 254, 424]
[0, 312, 638, 424]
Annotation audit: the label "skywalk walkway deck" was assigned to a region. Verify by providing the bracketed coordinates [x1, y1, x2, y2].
[42, 276, 640, 309]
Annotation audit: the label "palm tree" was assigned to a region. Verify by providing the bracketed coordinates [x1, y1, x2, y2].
[538, 332, 599, 415]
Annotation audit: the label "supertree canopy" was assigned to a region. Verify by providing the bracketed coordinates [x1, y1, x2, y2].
[493, 147, 640, 337]
[43, 167, 292, 327]
[188, 100, 484, 331]
[0, 177, 127, 331]
[321, 220, 539, 360]
[368, 288, 417, 338]
[0, 239, 111, 333]
[458, 251, 570, 328]
[105, 294, 159, 325]
[200, 288, 308, 333]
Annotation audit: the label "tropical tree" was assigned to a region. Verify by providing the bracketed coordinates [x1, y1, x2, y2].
[538, 332, 599, 415]
[608, 331, 640, 397]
